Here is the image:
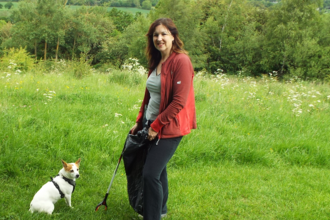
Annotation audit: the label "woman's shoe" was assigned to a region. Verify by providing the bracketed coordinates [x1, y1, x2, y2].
[138, 213, 167, 218]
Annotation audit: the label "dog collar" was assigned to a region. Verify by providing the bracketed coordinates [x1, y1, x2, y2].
[50, 177, 65, 198]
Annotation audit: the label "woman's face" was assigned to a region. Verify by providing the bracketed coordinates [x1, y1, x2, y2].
[153, 24, 174, 56]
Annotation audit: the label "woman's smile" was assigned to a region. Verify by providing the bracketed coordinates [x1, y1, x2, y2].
[153, 24, 174, 55]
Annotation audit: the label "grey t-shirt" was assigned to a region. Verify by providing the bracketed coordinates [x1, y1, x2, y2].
[146, 69, 161, 121]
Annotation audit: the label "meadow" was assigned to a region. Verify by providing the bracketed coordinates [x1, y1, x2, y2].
[0, 2, 150, 16]
[1, 63, 330, 219]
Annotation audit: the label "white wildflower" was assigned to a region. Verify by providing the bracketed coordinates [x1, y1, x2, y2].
[115, 113, 122, 117]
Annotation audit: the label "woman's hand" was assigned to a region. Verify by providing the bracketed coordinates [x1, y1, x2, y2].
[148, 127, 158, 141]
[130, 123, 140, 135]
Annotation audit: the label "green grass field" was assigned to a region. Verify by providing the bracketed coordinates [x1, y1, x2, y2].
[67, 5, 150, 15]
[1, 65, 330, 219]
[0, 2, 149, 16]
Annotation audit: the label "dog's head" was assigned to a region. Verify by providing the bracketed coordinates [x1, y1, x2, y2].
[61, 158, 81, 179]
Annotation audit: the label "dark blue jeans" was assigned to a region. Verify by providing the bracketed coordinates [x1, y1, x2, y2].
[142, 122, 182, 220]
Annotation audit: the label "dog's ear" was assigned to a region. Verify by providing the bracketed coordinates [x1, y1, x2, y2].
[61, 159, 68, 168]
[75, 158, 81, 167]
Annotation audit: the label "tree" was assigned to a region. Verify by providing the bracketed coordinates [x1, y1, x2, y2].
[323, 0, 330, 8]
[197, 0, 264, 73]
[151, 0, 205, 69]
[7, 0, 114, 62]
[142, 0, 152, 9]
[262, 0, 324, 79]
[0, 21, 12, 52]
[65, 6, 114, 62]
[5, 2, 14, 9]
[151, 0, 159, 6]
[35, 0, 65, 60]
[107, 8, 134, 33]
[7, 1, 41, 58]
[100, 13, 150, 68]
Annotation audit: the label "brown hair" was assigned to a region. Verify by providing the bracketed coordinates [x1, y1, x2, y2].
[146, 18, 188, 70]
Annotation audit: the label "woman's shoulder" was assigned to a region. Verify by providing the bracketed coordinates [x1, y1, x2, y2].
[172, 53, 192, 66]
[173, 52, 190, 60]
[169, 53, 194, 74]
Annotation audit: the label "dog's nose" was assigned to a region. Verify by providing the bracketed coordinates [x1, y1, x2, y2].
[76, 174, 80, 178]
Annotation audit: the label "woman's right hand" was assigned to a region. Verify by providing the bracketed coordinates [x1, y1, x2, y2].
[130, 122, 140, 135]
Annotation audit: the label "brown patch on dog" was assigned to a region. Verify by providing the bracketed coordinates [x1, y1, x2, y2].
[75, 158, 81, 168]
[61, 159, 80, 171]
[61, 159, 74, 172]
[65, 163, 73, 172]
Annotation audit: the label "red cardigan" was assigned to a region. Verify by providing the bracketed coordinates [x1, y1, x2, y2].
[136, 52, 197, 139]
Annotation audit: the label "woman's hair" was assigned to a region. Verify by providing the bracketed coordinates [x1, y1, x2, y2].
[146, 18, 188, 70]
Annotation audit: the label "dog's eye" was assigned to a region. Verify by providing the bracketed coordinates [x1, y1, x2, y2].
[70, 170, 74, 172]
[77, 169, 79, 171]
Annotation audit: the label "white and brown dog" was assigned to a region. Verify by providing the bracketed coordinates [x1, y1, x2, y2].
[29, 158, 81, 214]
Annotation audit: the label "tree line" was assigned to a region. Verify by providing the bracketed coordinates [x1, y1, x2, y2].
[1, 0, 330, 80]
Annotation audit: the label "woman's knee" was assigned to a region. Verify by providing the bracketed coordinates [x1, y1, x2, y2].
[143, 168, 160, 183]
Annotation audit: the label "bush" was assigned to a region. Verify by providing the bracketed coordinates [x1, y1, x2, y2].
[0, 47, 35, 73]
[72, 54, 94, 79]
[4, 2, 13, 9]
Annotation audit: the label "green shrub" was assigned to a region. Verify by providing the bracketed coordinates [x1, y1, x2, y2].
[0, 47, 35, 73]
[73, 54, 94, 79]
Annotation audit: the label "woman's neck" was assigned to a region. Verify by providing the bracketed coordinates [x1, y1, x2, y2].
[160, 51, 172, 63]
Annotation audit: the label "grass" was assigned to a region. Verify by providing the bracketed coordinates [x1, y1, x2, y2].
[0, 2, 19, 9]
[67, 5, 150, 15]
[106, 7, 150, 15]
[0, 2, 149, 16]
[1, 66, 330, 219]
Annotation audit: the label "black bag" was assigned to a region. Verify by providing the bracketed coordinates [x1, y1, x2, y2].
[122, 127, 149, 215]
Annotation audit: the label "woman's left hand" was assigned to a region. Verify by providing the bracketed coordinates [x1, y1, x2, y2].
[148, 127, 158, 141]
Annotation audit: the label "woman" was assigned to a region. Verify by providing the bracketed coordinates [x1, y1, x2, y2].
[130, 18, 197, 220]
